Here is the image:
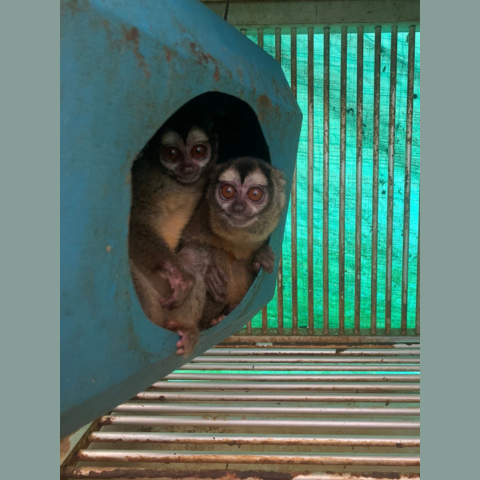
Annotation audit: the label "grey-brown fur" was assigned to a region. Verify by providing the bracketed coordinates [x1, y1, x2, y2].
[128, 108, 218, 337]
[172, 157, 287, 354]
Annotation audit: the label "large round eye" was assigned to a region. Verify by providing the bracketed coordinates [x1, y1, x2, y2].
[191, 144, 207, 159]
[247, 187, 264, 203]
[220, 184, 236, 200]
[163, 146, 181, 162]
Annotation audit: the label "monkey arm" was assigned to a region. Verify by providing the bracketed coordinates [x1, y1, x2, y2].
[178, 237, 230, 304]
[205, 264, 228, 302]
[129, 220, 196, 309]
[251, 243, 275, 274]
[128, 220, 176, 274]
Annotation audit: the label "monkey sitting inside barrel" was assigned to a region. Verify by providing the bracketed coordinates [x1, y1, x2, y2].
[128, 100, 286, 356]
[167, 156, 287, 355]
[128, 105, 219, 332]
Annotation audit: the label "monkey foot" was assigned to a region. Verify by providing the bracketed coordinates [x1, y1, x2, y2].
[206, 264, 228, 302]
[175, 331, 186, 355]
[175, 330, 195, 356]
[159, 261, 193, 310]
[252, 244, 275, 274]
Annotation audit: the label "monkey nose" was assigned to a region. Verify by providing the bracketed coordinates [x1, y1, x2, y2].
[232, 203, 246, 214]
[181, 165, 195, 175]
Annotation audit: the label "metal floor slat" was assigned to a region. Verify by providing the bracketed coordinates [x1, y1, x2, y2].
[61, 344, 420, 480]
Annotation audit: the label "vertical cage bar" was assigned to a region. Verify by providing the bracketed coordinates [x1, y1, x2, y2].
[307, 27, 314, 335]
[257, 28, 264, 49]
[371, 26, 381, 335]
[339, 26, 347, 335]
[385, 26, 398, 335]
[415, 203, 420, 335]
[401, 25, 416, 335]
[291, 27, 298, 335]
[277, 255, 284, 333]
[261, 307, 268, 334]
[257, 27, 267, 333]
[242, 26, 250, 334]
[275, 28, 284, 335]
[323, 27, 330, 335]
[354, 26, 364, 335]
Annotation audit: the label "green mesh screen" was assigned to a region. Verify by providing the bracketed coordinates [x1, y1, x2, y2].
[247, 31, 420, 332]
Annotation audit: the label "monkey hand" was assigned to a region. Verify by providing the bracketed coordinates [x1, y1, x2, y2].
[205, 264, 228, 303]
[252, 244, 275, 274]
[158, 261, 194, 310]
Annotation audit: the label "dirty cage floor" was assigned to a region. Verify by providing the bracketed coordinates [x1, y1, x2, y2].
[62, 343, 420, 480]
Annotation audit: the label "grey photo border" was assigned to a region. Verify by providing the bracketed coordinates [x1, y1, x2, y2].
[1, 0, 475, 478]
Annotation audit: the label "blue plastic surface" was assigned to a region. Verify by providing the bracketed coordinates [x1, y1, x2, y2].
[60, 0, 301, 438]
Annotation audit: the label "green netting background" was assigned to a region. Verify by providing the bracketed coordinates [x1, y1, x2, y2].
[246, 31, 420, 332]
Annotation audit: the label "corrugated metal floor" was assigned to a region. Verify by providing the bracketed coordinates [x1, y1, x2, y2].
[62, 344, 420, 480]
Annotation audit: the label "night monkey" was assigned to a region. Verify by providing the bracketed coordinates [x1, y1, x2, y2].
[171, 156, 287, 355]
[128, 107, 218, 334]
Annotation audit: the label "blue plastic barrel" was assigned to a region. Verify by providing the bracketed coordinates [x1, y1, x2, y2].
[61, 0, 301, 438]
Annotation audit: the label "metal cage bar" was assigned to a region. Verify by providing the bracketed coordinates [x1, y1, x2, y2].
[76, 449, 421, 466]
[88, 431, 421, 448]
[256, 27, 268, 334]
[415, 200, 420, 335]
[291, 26, 299, 335]
[323, 27, 330, 335]
[339, 26, 347, 335]
[401, 25, 416, 335]
[307, 26, 314, 335]
[354, 26, 364, 335]
[371, 25, 381, 335]
[275, 27, 284, 334]
[385, 25, 398, 335]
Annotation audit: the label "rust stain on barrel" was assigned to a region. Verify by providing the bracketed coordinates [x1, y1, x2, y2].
[256, 95, 272, 122]
[122, 26, 151, 78]
[257, 95, 272, 110]
[64, 0, 89, 15]
[189, 42, 215, 64]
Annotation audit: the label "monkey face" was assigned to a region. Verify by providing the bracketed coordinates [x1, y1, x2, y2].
[159, 127, 213, 184]
[213, 158, 272, 228]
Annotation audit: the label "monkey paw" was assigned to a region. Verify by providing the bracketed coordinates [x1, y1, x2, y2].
[175, 330, 196, 357]
[176, 330, 187, 355]
[252, 244, 275, 274]
[158, 262, 193, 310]
[206, 264, 228, 303]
